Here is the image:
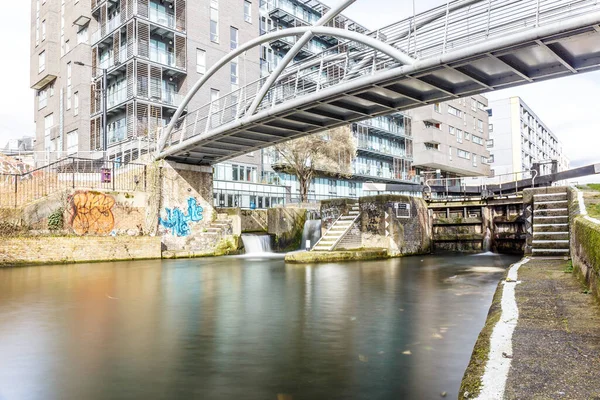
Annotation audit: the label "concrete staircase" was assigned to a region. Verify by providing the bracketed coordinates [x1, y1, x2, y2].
[185, 213, 234, 251]
[532, 190, 570, 257]
[312, 203, 360, 252]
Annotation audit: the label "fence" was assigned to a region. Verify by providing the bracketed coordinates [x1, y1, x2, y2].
[0, 157, 147, 208]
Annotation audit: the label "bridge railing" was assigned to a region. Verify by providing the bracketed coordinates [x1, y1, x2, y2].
[161, 0, 600, 153]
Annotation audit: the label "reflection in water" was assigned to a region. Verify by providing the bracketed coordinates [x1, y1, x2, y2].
[0, 254, 519, 400]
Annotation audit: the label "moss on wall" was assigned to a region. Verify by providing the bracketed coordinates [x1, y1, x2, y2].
[572, 216, 600, 301]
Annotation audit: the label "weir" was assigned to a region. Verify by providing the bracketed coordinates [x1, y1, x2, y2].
[241, 234, 273, 254]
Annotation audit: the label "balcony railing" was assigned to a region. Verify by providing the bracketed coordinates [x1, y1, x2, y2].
[149, 48, 176, 68]
[107, 86, 129, 108]
[149, 8, 175, 30]
[161, 89, 183, 107]
[91, 15, 122, 44]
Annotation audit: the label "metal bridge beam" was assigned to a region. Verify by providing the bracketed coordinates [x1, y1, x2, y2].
[157, 26, 417, 153]
[246, 0, 357, 116]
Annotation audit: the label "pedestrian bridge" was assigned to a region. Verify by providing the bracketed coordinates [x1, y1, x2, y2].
[157, 0, 600, 165]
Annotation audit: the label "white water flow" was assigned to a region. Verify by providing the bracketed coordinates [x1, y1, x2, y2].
[301, 220, 322, 250]
[242, 234, 273, 254]
[483, 227, 492, 252]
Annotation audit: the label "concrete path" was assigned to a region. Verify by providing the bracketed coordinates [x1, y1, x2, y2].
[504, 259, 600, 399]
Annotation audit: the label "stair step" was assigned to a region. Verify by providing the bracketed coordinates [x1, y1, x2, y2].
[534, 202, 568, 211]
[533, 232, 569, 240]
[532, 240, 569, 249]
[534, 192, 567, 199]
[532, 248, 570, 255]
[340, 216, 357, 220]
[533, 208, 568, 214]
[534, 216, 568, 223]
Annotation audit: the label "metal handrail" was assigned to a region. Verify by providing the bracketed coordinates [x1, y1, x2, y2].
[160, 0, 600, 154]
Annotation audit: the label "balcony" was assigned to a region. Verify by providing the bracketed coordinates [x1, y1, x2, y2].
[356, 142, 408, 160]
[91, 15, 122, 45]
[161, 89, 183, 107]
[415, 107, 444, 125]
[150, 48, 176, 68]
[269, 35, 326, 57]
[149, 8, 175, 30]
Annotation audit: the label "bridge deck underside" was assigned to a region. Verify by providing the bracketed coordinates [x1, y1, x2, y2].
[166, 25, 600, 165]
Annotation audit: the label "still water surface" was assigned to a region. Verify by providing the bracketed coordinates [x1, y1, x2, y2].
[0, 254, 520, 400]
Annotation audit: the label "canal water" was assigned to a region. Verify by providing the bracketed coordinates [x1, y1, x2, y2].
[0, 253, 519, 400]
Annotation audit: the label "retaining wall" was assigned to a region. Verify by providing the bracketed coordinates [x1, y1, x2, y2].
[0, 236, 162, 266]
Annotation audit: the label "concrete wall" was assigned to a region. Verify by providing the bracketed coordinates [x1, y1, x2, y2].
[569, 187, 600, 301]
[0, 236, 161, 266]
[320, 195, 432, 256]
[268, 207, 306, 252]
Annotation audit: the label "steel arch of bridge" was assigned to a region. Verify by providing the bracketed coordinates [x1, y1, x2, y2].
[156, 0, 600, 165]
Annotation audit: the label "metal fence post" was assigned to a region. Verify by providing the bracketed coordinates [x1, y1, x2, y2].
[72, 158, 75, 189]
[112, 162, 116, 191]
[14, 176, 18, 209]
[144, 165, 147, 191]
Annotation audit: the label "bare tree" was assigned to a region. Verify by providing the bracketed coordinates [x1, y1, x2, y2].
[273, 126, 356, 202]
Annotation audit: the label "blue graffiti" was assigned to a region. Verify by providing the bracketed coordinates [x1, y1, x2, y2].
[159, 197, 204, 237]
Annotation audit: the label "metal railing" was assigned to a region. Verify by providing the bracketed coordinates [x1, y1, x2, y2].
[0, 157, 147, 209]
[424, 169, 539, 199]
[161, 0, 600, 153]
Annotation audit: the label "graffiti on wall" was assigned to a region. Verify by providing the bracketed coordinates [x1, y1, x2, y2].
[159, 197, 204, 237]
[69, 191, 116, 235]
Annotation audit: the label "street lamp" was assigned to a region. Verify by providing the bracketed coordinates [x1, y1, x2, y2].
[74, 61, 108, 157]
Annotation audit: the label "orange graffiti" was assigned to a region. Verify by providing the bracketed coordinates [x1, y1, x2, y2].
[69, 191, 116, 235]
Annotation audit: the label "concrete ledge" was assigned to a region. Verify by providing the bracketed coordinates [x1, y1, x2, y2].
[0, 236, 162, 267]
[284, 249, 389, 263]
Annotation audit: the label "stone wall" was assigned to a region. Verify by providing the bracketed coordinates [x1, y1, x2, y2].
[569, 187, 600, 302]
[359, 195, 431, 256]
[156, 161, 220, 252]
[0, 236, 162, 266]
[319, 195, 431, 256]
[217, 208, 268, 233]
[268, 207, 306, 252]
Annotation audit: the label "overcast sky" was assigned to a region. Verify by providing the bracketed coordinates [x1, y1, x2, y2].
[2, 1, 599, 172]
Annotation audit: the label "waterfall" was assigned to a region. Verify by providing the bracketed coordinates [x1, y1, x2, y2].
[482, 227, 492, 252]
[301, 220, 322, 250]
[241, 234, 273, 254]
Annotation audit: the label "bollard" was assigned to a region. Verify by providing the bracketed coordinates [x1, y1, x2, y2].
[305, 240, 311, 250]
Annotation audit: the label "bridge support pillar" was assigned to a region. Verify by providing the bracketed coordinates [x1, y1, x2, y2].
[152, 161, 225, 254]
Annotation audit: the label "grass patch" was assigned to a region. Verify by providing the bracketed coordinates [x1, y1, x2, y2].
[586, 183, 600, 192]
[564, 261, 574, 274]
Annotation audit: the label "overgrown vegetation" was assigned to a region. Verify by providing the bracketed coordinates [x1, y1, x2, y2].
[48, 208, 64, 231]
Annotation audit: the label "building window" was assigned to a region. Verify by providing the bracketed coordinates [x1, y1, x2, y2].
[39, 51, 46, 73]
[449, 126, 455, 135]
[477, 119, 484, 132]
[211, 88, 220, 102]
[472, 135, 483, 145]
[471, 98, 477, 111]
[487, 109, 493, 117]
[66, 62, 72, 110]
[488, 154, 495, 163]
[44, 113, 54, 151]
[244, 1, 252, 23]
[472, 153, 477, 167]
[65, 39, 70, 54]
[74, 92, 79, 116]
[328, 179, 337, 194]
[433, 103, 441, 113]
[67, 130, 78, 154]
[230, 61, 238, 85]
[230, 27, 238, 50]
[489, 123, 493, 133]
[196, 49, 206, 74]
[457, 129, 463, 143]
[486, 139, 494, 148]
[77, 26, 88, 44]
[37, 87, 48, 110]
[42, 20, 46, 41]
[447, 105, 462, 118]
[210, 6, 219, 43]
[448, 146, 453, 161]
[457, 149, 470, 159]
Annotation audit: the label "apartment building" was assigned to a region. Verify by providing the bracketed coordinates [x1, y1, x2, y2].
[410, 95, 491, 180]
[237, 0, 415, 204]
[30, 0, 261, 165]
[487, 97, 569, 177]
